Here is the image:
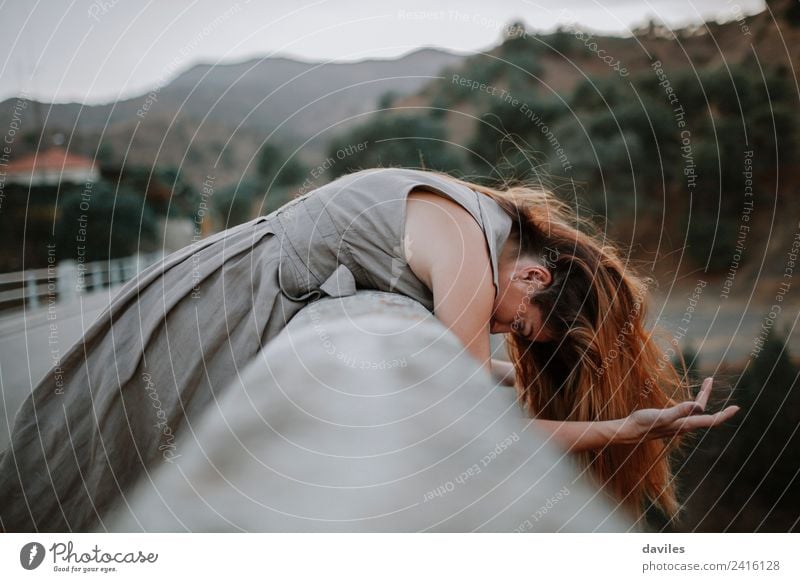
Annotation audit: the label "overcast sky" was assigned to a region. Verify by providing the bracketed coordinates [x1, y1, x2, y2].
[0, 0, 765, 104]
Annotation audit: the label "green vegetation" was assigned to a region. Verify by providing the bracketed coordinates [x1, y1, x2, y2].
[326, 115, 461, 176]
[212, 180, 260, 229]
[256, 142, 307, 189]
[207, 142, 310, 229]
[55, 181, 158, 262]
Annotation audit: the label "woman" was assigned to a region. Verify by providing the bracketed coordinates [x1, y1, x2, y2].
[405, 173, 739, 522]
[0, 166, 737, 532]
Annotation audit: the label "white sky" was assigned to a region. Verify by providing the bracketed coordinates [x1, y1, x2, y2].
[0, 0, 766, 104]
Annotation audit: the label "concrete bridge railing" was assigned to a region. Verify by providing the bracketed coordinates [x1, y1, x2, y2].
[105, 291, 634, 532]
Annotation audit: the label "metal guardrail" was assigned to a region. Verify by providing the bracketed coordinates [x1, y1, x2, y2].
[0, 252, 163, 313]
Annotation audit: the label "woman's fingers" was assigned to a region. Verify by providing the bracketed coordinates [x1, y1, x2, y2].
[665, 405, 741, 435]
[629, 401, 741, 443]
[653, 377, 721, 429]
[694, 377, 714, 411]
[655, 401, 704, 427]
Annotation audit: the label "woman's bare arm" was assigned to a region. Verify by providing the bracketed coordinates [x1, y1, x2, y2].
[404, 189, 495, 371]
[530, 378, 740, 453]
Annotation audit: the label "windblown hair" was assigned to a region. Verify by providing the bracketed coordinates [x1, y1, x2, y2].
[433, 169, 694, 524]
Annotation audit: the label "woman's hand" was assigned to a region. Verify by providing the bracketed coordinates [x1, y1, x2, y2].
[613, 377, 740, 446]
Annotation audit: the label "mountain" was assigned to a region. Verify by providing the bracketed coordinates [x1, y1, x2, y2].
[1, 48, 464, 146]
[0, 48, 466, 189]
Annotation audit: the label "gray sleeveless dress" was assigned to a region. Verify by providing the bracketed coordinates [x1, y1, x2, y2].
[0, 167, 513, 532]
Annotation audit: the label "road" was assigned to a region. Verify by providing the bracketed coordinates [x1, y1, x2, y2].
[0, 288, 118, 451]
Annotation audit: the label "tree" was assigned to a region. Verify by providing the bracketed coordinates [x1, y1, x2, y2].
[326, 115, 462, 178]
[213, 181, 259, 229]
[154, 166, 198, 218]
[256, 143, 307, 188]
[378, 91, 397, 110]
[55, 181, 158, 262]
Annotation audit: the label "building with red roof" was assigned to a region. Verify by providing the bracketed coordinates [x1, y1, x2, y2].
[5, 147, 99, 186]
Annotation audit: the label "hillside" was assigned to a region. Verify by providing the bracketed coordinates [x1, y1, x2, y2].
[0, 47, 465, 189]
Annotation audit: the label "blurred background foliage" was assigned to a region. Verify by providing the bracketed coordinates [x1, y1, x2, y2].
[664, 328, 800, 532]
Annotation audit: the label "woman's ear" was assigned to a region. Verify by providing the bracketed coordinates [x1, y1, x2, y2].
[516, 263, 552, 288]
[533, 264, 552, 287]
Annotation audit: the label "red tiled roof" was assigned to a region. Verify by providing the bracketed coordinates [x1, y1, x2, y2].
[6, 147, 96, 173]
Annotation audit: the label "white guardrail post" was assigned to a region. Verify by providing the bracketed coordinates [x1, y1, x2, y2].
[57, 259, 78, 304]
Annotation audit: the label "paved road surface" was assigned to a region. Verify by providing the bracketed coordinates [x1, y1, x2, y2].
[0, 288, 119, 451]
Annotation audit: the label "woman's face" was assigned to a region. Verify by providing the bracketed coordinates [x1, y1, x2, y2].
[491, 258, 555, 342]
